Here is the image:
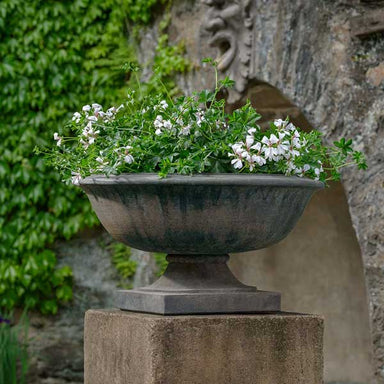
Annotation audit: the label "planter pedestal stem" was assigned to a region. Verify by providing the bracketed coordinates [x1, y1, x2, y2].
[115, 254, 280, 315]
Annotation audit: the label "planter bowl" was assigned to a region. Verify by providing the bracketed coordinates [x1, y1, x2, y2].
[80, 173, 323, 315]
[80, 173, 322, 254]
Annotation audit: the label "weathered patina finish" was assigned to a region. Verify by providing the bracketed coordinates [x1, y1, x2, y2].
[80, 174, 322, 314]
[80, 174, 322, 254]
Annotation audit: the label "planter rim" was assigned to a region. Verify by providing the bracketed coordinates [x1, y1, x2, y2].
[79, 173, 324, 189]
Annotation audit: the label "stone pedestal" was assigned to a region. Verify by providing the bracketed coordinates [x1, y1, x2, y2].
[84, 309, 323, 384]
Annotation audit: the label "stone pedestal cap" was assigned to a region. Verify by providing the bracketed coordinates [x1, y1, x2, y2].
[84, 309, 324, 384]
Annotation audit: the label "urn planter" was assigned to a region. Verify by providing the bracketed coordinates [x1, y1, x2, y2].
[80, 173, 323, 315]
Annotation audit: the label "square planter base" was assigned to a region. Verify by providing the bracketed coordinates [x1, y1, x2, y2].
[115, 288, 281, 315]
[84, 309, 324, 384]
[114, 254, 281, 315]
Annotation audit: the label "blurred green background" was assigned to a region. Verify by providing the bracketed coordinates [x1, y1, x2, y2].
[0, 0, 187, 316]
[0, 1, 190, 380]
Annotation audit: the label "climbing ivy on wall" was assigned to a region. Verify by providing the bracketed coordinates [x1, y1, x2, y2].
[0, 0, 186, 314]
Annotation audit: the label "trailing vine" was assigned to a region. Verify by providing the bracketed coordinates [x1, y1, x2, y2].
[0, 0, 187, 314]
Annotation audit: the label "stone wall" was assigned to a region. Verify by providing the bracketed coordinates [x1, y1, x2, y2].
[27, 229, 158, 384]
[139, 0, 384, 382]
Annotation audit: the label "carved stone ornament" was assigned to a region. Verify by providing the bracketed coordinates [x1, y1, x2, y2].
[201, 0, 254, 103]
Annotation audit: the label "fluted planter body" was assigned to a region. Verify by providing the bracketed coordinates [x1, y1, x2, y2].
[80, 174, 323, 314]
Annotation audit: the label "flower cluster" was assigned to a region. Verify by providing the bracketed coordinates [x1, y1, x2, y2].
[42, 76, 366, 185]
[228, 119, 324, 180]
[152, 104, 206, 137]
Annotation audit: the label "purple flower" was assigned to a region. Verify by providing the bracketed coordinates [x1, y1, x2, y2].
[0, 315, 10, 324]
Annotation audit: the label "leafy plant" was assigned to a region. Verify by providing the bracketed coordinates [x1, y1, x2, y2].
[0, 314, 29, 384]
[0, 0, 186, 314]
[42, 64, 366, 184]
[125, 0, 168, 24]
[109, 243, 137, 281]
[153, 253, 168, 276]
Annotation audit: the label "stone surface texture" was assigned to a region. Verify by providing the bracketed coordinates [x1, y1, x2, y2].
[80, 174, 322, 254]
[230, 183, 374, 383]
[138, 0, 384, 382]
[84, 309, 324, 384]
[26, 230, 158, 384]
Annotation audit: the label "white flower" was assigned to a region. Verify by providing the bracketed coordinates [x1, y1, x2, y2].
[288, 146, 300, 158]
[274, 119, 287, 129]
[80, 139, 89, 149]
[92, 103, 102, 111]
[105, 106, 118, 120]
[154, 115, 163, 128]
[248, 127, 257, 135]
[228, 143, 245, 169]
[245, 135, 254, 149]
[231, 143, 244, 155]
[276, 132, 290, 156]
[250, 142, 261, 152]
[82, 105, 91, 112]
[72, 112, 81, 123]
[287, 130, 301, 157]
[180, 125, 191, 135]
[195, 111, 205, 127]
[294, 167, 303, 176]
[253, 155, 266, 166]
[163, 120, 173, 130]
[81, 122, 99, 147]
[292, 130, 301, 148]
[87, 115, 97, 122]
[71, 172, 82, 185]
[116, 104, 124, 112]
[124, 154, 134, 164]
[263, 147, 278, 161]
[286, 123, 296, 131]
[303, 164, 311, 172]
[261, 135, 279, 161]
[159, 100, 168, 110]
[123, 146, 134, 164]
[313, 163, 324, 180]
[95, 156, 109, 170]
[285, 161, 297, 175]
[269, 134, 279, 144]
[247, 154, 266, 171]
[155, 128, 162, 135]
[53, 132, 62, 147]
[231, 158, 243, 169]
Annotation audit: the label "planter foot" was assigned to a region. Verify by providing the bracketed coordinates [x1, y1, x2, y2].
[115, 254, 281, 315]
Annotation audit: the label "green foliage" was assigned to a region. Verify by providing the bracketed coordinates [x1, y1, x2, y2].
[153, 253, 168, 276]
[1, 0, 189, 314]
[125, 0, 168, 24]
[109, 243, 137, 283]
[109, 243, 167, 283]
[149, 12, 190, 95]
[0, 0, 143, 313]
[43, 64, 366, 183]
[0, 314, 29, 384]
